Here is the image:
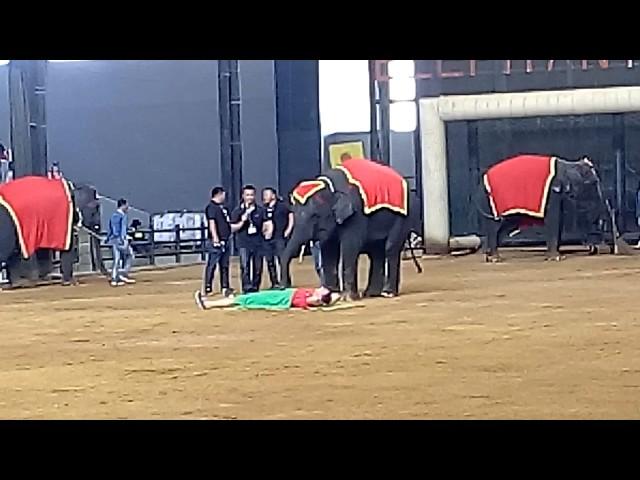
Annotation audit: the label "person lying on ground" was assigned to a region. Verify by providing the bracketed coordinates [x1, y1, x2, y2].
[194, 286, 340, 311]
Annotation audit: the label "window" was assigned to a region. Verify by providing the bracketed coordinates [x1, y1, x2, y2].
[388, 60, 417, 132]
[390, 102, 417, 132]
[319, 60, 371, 138]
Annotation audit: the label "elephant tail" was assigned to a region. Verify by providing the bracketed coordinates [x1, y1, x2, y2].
[405, 232, 423, 274]
[474, 183, 497, 220]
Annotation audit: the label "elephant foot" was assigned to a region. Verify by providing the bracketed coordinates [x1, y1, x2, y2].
[341, 291, 361, 302]
[545, 253, 566, 262]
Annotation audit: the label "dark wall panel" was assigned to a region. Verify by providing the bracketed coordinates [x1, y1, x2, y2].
[239, 60, 279, 195]
[46, 60, 221, 213]
[275, 61, 321, 197]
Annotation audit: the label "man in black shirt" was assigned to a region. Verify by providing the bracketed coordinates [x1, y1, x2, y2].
[203, 186, 249, 296]
[230, 184, 273, 293]
[262, 187, 294, 289]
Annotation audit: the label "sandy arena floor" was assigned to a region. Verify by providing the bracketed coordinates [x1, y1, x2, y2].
[2, 250, 640, 419]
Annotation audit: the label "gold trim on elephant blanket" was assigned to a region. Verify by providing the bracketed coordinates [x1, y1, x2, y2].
[291, 180, 327, 205]
[336, 158, 408, 216]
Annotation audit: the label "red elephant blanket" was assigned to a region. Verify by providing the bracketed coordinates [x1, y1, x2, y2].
[0, 176, 74, 258]
[291, 180, 327, 205]
[336, 158, 408, 215]
[484, 155, 557, 219]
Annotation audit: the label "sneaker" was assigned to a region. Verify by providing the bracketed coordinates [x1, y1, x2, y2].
[120, 276, 136, 284]
[223, 288, 235, 298]
[194, 290, 207, 310]
[110, 280, 125, 287]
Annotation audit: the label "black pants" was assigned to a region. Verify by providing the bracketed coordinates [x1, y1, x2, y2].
[264, 238, 286, 288]
[239, 245, 263, 293]
[203, 240, 231, 294]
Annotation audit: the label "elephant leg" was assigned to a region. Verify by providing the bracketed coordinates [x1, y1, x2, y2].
[321, 238, 340, 291]
[60, 248, 75, 285]
[382, 248, 402, 297]
[545, 193, 564, 261]
[483, 218, 503, 263]
[363, 242, 385, 297]
[340, 238, 363, 301]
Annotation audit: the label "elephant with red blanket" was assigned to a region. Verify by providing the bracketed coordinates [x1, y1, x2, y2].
[0, 176, 101, 287]
[281, 158, 422, 300]
[476, 155, 607, 262]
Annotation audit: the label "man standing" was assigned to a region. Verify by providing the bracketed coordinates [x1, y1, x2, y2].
[203, 186, 248, 296]
[231, 185, 272, 293]
[0, 144, 9, 184]
[262, 187, 293, 289]
[48, 161, 62, 180]
[106, 198, 136, 287]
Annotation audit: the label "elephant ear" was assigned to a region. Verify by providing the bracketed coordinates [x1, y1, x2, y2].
[551, 177, 569, 194]
[332, 192, 355, 225]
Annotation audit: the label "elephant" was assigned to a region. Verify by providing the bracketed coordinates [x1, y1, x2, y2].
[476, 155, 606, 262]
[0, 178, 102, 287]
[280, 161, 422, 300]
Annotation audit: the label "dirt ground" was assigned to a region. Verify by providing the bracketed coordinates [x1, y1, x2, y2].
[2, 249, 640, 419]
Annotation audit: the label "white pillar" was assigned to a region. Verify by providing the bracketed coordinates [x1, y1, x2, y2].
[420, 98, 449, 254]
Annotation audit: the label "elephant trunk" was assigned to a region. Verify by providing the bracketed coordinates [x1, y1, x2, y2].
[280, 228, 310, 288]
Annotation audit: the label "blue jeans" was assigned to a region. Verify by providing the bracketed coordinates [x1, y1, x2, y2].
[203, 240, 230, 294]
[310, 241, 324, 285]
[111, 243, 133, 281]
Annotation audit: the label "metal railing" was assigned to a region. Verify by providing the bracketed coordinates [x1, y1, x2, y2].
[97, 224, 209, 267]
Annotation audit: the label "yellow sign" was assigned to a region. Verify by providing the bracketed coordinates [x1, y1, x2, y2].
[328, 142, 365, 168]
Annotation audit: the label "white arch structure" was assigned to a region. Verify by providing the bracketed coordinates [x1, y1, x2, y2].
[419, 85, 640, 253]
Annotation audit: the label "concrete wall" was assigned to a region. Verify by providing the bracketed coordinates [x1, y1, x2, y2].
[46, 60, 221, 214]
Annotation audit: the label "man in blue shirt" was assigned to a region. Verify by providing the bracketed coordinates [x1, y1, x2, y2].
[106, 198, 136, 287]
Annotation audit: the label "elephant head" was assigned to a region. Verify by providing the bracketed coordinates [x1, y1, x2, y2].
[69, 182, 101, 233]
[554, 157, 600, 199]
[280, 176, 356, 287]
[555, 157, 608, 236]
